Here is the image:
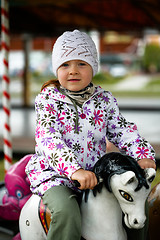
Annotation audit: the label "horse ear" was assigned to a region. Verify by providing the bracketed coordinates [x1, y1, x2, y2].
[144, 168, 156, 183]
[120, 171, 136, 186]
[93, 159, 104, 177]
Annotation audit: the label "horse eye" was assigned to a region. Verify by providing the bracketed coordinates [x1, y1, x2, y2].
[119, 190, 133, 202]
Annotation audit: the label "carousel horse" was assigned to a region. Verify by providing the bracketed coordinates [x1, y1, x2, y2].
[19, 152, 156, 240]
[0, 154, 32, 240]
[0, 154, 32, 221]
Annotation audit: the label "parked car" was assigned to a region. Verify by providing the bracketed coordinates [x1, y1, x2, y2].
[109, 64, 128, 77]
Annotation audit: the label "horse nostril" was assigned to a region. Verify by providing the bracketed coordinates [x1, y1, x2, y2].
[134, 219, 138, 224]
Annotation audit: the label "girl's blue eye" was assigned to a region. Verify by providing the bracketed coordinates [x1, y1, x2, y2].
[79, 62, 86, 66]
[62, 63, 69, 67]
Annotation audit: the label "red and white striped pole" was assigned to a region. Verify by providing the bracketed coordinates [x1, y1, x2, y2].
[1, 0, 12, 172]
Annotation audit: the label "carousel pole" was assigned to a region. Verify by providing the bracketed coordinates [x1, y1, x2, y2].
[1, 0, 12, 172]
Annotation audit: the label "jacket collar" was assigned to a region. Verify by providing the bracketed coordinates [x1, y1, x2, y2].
[41, 85, 104, 105]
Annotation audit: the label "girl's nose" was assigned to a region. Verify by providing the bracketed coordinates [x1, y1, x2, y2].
[69, 65, 78, 75]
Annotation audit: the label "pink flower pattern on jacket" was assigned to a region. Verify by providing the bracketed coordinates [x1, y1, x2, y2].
[25, 86, 155, 196]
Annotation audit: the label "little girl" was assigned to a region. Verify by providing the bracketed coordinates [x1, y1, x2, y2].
[26, 30, 156, 240]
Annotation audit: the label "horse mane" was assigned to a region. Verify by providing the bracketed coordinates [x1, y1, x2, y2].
[84, 152, 149, 202]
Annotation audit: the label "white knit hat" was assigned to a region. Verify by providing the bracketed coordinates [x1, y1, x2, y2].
[52, 30, 98, 77]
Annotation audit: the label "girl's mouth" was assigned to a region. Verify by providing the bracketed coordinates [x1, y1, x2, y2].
[68, 79, 80, 82]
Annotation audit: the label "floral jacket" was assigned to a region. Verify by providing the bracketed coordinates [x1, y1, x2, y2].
[26, 86, 155, 196]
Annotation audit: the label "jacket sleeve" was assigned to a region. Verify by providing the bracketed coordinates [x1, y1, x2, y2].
[106, 92, 155, 161]
[34, 92, 82, 179]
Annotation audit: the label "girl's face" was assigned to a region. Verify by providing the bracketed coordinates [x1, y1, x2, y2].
[57, 60, 93, 91]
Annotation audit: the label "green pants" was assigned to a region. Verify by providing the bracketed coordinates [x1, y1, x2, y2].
[42, 186, 81, 240]
[42, 186, 148, 240]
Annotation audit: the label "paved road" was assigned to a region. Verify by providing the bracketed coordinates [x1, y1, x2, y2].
[113, 73, 152, 91]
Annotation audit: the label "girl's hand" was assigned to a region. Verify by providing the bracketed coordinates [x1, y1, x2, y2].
[138, 158, 156, 169]
[71, 169, 98, 190]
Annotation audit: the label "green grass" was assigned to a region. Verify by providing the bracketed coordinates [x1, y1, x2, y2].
[147, 77, 160, 86]
[145, 76, 160, 93]
[0, 161, 6, 181]
[151, 167, 160, 188]
[93, 72, 124, 84]
[0, 159, 17, 181]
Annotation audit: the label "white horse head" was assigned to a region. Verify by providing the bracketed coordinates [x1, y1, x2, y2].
[110, 168, 155, 229]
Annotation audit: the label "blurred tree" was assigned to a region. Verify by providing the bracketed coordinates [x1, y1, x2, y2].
[142, 44, 160, 73]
